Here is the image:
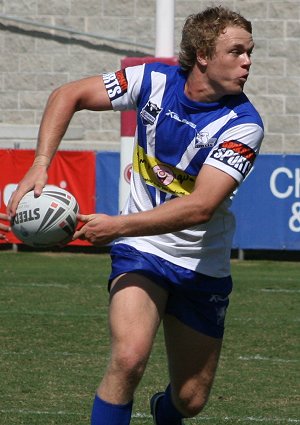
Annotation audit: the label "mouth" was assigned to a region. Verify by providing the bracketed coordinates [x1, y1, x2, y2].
[239, 74, 249, 82]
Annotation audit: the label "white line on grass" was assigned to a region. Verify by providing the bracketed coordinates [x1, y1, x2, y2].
[0, 310, 103, 317]
[0, 350, 105, 357]
[2, 282, 71, 288]
[261, 288, 300, 294]
[3, 351, 296, 364]
[3, 283, 300, 293]
[232, 317, 299, 323]
[238, 354, 298, 363]
[1, 282, 102, 289]
[183, 416, 300, 423]
[0, 409, 299, 423]
[0, 409, 82, 416]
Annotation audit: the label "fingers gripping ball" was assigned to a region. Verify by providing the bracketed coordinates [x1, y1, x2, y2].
[11, 185, 79, 248]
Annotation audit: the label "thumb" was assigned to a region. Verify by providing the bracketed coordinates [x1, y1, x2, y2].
[33, 183, 45, 197]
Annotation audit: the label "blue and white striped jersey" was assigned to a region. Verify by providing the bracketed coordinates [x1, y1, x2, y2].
[103, 63, 264, 277]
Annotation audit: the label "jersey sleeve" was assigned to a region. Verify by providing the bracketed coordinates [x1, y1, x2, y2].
[102, 64, 145, 111]
[204, 122, 264, 184]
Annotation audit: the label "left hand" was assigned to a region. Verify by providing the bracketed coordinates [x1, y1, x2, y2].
[73, 213, 120, 246]
[0, 213, 11, 241]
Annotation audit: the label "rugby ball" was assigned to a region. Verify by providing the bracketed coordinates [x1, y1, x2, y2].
[11, 185, 79, 248]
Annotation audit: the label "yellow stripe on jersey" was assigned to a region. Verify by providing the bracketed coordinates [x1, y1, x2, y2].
[133, 144, 196, 197]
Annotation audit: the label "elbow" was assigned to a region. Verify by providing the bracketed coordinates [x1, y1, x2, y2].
[187, 192, 219, 226]
[47, 83, 80, 112]
[198, 210, 214, 224]
[48, 84, 67, 101]
[190, 206, 214, 226]
[202, 211, 214, 224]
[47, 85, 67, 108]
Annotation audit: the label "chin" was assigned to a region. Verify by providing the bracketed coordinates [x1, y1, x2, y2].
[227, 85, 244, 96]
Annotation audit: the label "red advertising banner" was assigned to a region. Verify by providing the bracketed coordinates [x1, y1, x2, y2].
[0, 149, 95, 246]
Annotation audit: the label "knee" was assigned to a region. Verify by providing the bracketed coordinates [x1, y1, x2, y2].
[173, 389, 210, 418]
[111, 345, 148, 381]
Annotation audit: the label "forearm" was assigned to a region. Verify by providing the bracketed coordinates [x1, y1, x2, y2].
[8, 76, 112, 217]
[117, 193, 212, 238]
[34, 76, 111, 166]
[35, 88, 76, 165]
[75, 166, 238, 245]
[74, 194, 210, 246]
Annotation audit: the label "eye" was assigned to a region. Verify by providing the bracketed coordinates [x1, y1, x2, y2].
[230, 49, 241, 56]
[231, 48, 253, 58]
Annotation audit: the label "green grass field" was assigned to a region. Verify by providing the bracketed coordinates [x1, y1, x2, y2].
[0, 250, 299, 424]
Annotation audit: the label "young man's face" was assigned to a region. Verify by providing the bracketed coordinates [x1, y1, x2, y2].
[205, 26, 254, 97]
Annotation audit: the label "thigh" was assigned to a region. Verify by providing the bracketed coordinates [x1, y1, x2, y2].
[163, 314, 223, 405]
[109, 273, 169, 359]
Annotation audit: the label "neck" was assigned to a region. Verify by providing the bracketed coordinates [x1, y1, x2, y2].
[184, 66, 221, 103]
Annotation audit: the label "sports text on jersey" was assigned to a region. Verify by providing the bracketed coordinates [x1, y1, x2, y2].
[103, 70, 128, 101]
[210, 140, 256, 178]
[166, 110, 197, 130]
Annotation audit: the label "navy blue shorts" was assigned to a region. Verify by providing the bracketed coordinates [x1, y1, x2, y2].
[108, 244, 233, 339]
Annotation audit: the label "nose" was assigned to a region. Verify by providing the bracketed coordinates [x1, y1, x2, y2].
[243, 52, 252, 67]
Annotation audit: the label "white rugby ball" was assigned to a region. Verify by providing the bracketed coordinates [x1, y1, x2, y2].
[11, 185, 79, 248]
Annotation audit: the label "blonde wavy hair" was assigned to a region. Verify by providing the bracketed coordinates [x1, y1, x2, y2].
[179, 6, 252, 71]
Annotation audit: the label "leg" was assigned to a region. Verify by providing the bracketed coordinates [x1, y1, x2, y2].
[98, 273, 168, 404]
[163, 314, 223, 418]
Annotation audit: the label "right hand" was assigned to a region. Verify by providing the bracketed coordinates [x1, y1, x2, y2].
[7, 163, 48, 217]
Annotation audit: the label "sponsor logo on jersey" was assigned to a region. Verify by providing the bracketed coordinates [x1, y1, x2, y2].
[133, 145, 195, 196]
[210, 140, 256, 178]
[166, 110, 216, 149]
[103, 69, 128, 101]
[166, 110, 196, 130]
[152, 165, 174, 186]
[209, 294, 229, 325]
[195, 132, 217, 149]
[140, 101, 162, 125]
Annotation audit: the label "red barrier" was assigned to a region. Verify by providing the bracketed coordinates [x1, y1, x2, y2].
[0, 149, 95, 246]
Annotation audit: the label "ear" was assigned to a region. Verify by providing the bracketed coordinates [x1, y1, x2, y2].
[196, 51, 208, 67]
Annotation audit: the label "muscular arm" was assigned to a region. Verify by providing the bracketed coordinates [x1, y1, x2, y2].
[74, 165, 238, 245]
[7, 76, 112, 216]
[36, 76, 112, 161]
